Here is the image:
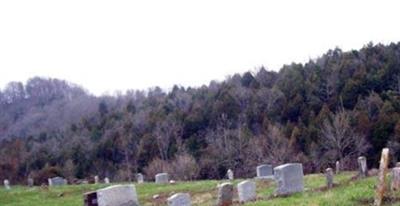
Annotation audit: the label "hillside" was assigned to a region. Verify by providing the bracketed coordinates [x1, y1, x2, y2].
[1, 42, 400, 182]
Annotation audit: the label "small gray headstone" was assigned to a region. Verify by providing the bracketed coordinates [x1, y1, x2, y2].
[358, 156, 368, 178]
[325, 168, 333, 188]
[137, 173, 144, 184]
[97, 184, 139, 206]
[256, 164, 273, 179]
[216, 182, 233, 206]
[274, 163, 304, 195]
[28, 178, 34, 187]
[227, 169, 234, 180]
[237, 180, 256, 203]
[155, 173, 169, 184]
[4, 179, 10, 190]
[104, 177, 110, 184]
[167, 193, 191, 206]
[335, 161, 340, 174]
[94, 175, 99, 184]
[48, 177, 67, 186]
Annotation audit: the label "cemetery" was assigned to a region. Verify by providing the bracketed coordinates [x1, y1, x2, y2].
[2, 150, 400, 206]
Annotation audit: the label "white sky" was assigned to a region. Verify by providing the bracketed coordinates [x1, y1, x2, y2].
[0, 0, 399, 95]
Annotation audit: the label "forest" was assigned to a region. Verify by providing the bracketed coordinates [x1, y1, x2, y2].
[1, 42, 400, 184]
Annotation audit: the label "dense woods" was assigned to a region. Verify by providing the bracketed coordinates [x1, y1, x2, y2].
[1, 42, 400, 184]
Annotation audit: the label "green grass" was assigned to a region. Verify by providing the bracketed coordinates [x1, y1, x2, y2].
[0, 172, 398, 206]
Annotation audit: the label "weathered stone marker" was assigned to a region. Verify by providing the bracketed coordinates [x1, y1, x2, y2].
[274, 163, 304, 195]
[104, 177, 110, 184]
[216, 182, 233, 206]
[4, 179, 10, 190]
[84, 191, 98, 206]
[358, 156, 368, 178]
[94, 176, 99, 184]
[137, 173, 144, 184]
[155, 173, 169, 184]
[167, 193, 191, 206]
[28, 178, 34, 187]
[256, 164, 273, 179]
[96, 184, 139, 206]
[335, 161, 340, 174]
[227, 169, 234, 180]
[325, 168, 334, 188]
[396, 162, 400, 168]
[48, 176, 67, 186]
[391, 167, 400, 191]
[237, 180, 256, 203]
[374, 148, 389, 206]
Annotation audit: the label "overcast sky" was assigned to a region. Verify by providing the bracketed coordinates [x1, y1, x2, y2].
[0, 0, 399, 95]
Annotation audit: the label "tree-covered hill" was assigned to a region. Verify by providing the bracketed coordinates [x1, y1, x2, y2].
[1, 42, 400, 183]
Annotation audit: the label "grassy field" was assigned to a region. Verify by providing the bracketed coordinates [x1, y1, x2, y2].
[0, 172, 399, 206]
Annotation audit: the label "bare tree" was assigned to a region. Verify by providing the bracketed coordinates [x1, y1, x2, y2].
[155, 115, 183, 160]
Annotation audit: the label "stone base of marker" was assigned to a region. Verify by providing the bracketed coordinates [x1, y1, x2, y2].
[237, 180, 256, 203]
[391, 167, 400, 191]
[217, 182, 233, 206]
[167, 193, 191, 206]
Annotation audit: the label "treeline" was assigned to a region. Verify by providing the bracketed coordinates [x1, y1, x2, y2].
[1, 42, 400, 184]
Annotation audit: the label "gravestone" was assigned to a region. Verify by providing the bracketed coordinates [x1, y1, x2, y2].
[94, 176, 99, 184]
[237, 180, 256, 203]
[227, 169, 234, 180]
[216, 182, 233, 206]
[256, 164, 273, 179]
[48, 177, 67, 186]
[391, 167, 400, 191]
[335, 161, 340, 174]
[274, 163, 304, 195]
[396, 162, 400, 168]
[28, 178, 34, 187]
[4, 179, 10, 190]
[374, 148, 389, 206]
[96, 184, 139, 206]
[155, 173, 168, 184]
[104, 177, 110, 184]
[358, 156, 368, 178]
[84, 191, 98, 206]
[137, 173, 144, 184]
[325, 168, 334, 188]
[167, 193, 191, 206]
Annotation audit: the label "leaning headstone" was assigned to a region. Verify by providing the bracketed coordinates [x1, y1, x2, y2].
[96, 184, 139, 206]
[48, 176, 67, 186]
[358, 156, 368, 178]
[84, 191, 98, 206]
[137, 173, 144, 184]
[167, 193, 191, 206]
[237, 180, 256, 203]
[216, 182, 233, 206]
[28, 178, 34, 187]
[4, 179, 10, 190]
[155, 173, 169, 184]
[335, 161, 340, 174]
[256, 164, 274, 179]
[274, 163, 304, 195]
[391, 167, 400, 191]
[374, 148, 389, 206]
[325, 168, 334, 189]
[104, 177, 110, 184]
[227, 169, 234, 180]
[94, 175, 99, 184]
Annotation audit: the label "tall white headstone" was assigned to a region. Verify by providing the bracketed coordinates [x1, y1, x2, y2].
[137, 173, 144, 184]
[227, 169, 234, 180]
[4, 179, 10, 190]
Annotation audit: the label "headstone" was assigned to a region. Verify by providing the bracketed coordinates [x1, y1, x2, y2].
[274, 163, 304, 195]
[237, 180, 256, 203]
[28, 178, 34, 187]
[104, 177, 110, 184]
[155, 173, 169, 184]
[96, 185, 139, 206]
[167, 193, 191, 206]
[137, 173, 144, 184]
[391, 167, 400, 191]
[94, 176, 99, 184]
[256, 164, 273, 179]
[325, 168, 334, 188]
[4, 179, 10, 190]
[84, 191, 98, 206]
[48, 177, 67, 186]
[396, 162, 400, 168]
[227, 169, 234, 180]
[335, 161, 340, 174]
[216, 182, 233, 206]
[374, 148, 389, 206]
[358, 156, 368, 178]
